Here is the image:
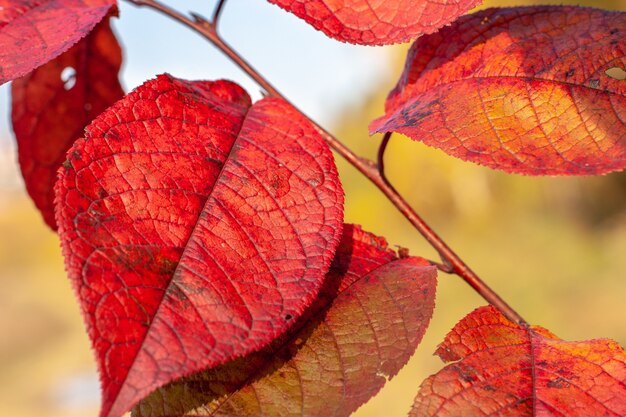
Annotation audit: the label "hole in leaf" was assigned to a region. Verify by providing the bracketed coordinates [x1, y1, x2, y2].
[605, 67, 626, 80]
[61, 66, 76, 90]
[284, 314, 293, 321]
[375, 371, 390, 381]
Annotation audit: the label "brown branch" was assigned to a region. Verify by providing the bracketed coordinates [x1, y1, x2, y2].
[125, 0, 527, 326]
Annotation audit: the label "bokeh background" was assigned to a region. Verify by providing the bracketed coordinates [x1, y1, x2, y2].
[0, 1, 625, 416]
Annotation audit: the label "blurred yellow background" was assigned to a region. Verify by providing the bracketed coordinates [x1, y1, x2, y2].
[0, 1, 624, 417]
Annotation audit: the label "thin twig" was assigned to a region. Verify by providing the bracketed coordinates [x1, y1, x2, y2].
[125, 0, 527, 326]
[377, 132, 393, 189]
[211, 0, 228, 29]
[377, 132, 455, 272]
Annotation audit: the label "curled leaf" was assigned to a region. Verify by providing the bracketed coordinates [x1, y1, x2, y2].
[55, 74, 344, 417]
[12, 16, 123, 229]
[268, 0, 482, 45]
[133, 224, 438, 417]
[412, 306, 626, 416]
[371, 7, 626, 175]
[0, 0, 115, 84]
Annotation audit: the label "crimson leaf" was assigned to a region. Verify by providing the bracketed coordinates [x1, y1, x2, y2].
[55, 74, 344, 417]
[12, 15, 123, 229]
[0, 0, 115, 84]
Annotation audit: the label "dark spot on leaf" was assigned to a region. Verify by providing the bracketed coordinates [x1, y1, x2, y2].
[157, 256, 178, 276]
[547, 377, 571, 389]
[402, 107, 434, 125]
[454, 364, 477, 382]
[204, 156, 222, 165]
[610, 28, 619, 35]
[588, 79, 600, 88]
[268, 173, 290, 197]
[483, 384, 496, 391]
[285, 314, 293, 321]
[565, 68, 575, 78]
[105, 130, 121, 141]
[168, 284, 190, 307]
[62, 159, 72, 169]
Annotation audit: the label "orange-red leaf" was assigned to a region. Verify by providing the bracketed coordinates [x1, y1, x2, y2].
[54, 74, 344, 417]
[133, 224, 437, 417]
[411, 306, 626, 416]
[268, 0, 482, 45]
[0, 0, 115, 84]
[370, 7, 626, 175]
[12, 16, 123, 229]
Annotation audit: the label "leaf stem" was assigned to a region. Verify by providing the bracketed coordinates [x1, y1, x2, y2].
[124, 0, 527, 326]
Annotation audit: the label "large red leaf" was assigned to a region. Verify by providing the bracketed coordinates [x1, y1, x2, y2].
[268, 0, 482, 45]
[133, 224, 437, 417]
[0, 0, 115, 84]
[11, 16, 123, 230]
[411, 306, 626, 416]
[370, 7, 626, 175]
[54, 74, 344, 417]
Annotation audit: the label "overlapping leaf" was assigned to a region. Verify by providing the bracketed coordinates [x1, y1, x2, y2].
[370, 7, 626, 175]
[0, 0, 115, 84]
[133, 224, 437, 417]
[268, 0, 482, 45]
[412, 306, 626, 416]
[12, 16, 123, 229]
[55, 74, 344, 417]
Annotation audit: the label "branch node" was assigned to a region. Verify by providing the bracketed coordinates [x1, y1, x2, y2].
[435, 261, 455, 274]
[190, 12, 211, 27]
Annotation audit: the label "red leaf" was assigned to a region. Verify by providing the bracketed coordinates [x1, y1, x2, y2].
[0, 0, 115, 84]
[54, 74, 344, 417]
[411, 306, 626, 416]
[370, 7, 626, 175]
[11, 16, 123, 229]
[133, 224, 437, 417]
[268, 0, 482, 45]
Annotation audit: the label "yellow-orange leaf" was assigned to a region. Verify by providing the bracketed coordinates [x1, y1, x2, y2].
[133, 225, 437, 417]
[411, 306, 626, 416]
[370, 7, 626, 175]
